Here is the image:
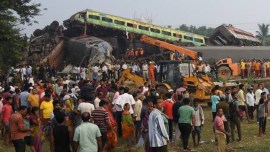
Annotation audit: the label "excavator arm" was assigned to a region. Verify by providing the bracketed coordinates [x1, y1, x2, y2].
[119, 69, 146, 87]
[140, 35, 199, 62]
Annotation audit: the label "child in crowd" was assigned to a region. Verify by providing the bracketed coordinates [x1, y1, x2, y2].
[2, 97, 13, 145]
[30, 107, 43, 152]
[24, 111, 36, 152]
[122, 103, 134, 150]
[192, 99, 205, 146]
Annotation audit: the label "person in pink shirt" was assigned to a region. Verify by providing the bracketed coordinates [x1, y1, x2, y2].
[214, 108, 230, 152]
[2, 96, 13, 145]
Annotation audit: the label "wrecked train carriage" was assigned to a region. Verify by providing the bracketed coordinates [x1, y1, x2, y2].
[210, 24, 261, 46]
[63, 9, 206, 46]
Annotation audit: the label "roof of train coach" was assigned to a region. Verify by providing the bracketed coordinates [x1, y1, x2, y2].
[187, 46, 270, 62]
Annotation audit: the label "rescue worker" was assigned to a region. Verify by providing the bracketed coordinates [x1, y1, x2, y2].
[246, 60, 251, 78]
[240, 59, 246, 79]
[148, 61, 156, 84]
[255, 60, 261, 78]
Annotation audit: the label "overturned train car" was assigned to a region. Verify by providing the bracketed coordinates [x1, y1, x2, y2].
[210, 24, 261, 46]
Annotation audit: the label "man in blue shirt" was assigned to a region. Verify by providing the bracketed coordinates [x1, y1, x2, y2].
[211, 91, 220, 121]
[148, 97, 169, 152]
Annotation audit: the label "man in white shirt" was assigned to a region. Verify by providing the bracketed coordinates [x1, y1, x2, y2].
[92, 65, 99, 80]
[94, 92, 102, 108]
[114, 87, 135, 137]
[255, 84, 263, 122]
[114, 63, 120, 79]
[203, 64, 211, 73]
[142, 62, 149, 79]
[21, 66, 27, 80]
[78, 99, 95, 116]
[102, 65, 108, 80]
[122, 63, 127, 70]
[246, 87, 255, 120]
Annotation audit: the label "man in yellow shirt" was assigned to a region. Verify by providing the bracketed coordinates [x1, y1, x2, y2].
[40, 94, 53, 121]
[28, 88, 40, 108]
[267, 60, 270, 77]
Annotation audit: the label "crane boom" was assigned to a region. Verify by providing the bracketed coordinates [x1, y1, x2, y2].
[140, 35, 199, 61]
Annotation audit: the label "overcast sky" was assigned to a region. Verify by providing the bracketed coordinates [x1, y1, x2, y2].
[23, 0, 270, 35]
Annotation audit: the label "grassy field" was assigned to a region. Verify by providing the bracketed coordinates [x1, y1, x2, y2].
[1, 104, 270, 152]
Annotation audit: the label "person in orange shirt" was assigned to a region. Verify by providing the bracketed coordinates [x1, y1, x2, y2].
[251, 59, 256, 76]
[148, 62, 156, 84]
[255, 60, 261, 78]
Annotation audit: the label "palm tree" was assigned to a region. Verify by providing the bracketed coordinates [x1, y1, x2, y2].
[256, 23, 269, 45]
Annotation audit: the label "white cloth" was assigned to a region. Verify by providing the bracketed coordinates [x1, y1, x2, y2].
[246, 92, 255, 106]
[255, 89, 263, 105]
[122, 64, 127, 70]
[194, 106, 204, 126]
[94, 97, 101, 108]
[92, 66, 99, 73]
[142, 64, 148, 71]
[134, 99, 142, 121]
[102, 66, 108, 72]
[78, 102, 95, 116]
[115, 93, 135, 114]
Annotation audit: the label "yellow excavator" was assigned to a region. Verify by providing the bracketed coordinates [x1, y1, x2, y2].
[119, 60, 214, 101]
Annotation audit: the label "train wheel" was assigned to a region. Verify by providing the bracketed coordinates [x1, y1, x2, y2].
[217, 66, 232, 80]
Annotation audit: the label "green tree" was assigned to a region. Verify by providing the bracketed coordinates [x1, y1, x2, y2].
[0, 0, 42, 71]
[176, 24, 214, 36]
[256, 23, 269, 45]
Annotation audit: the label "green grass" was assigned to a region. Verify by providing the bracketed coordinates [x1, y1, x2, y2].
[1, 104, 270, 152]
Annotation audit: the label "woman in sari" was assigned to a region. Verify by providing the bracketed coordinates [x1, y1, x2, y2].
[30, 107, 43, 152]
[105, 102, 118, 152]
[122, 103, 134, 150]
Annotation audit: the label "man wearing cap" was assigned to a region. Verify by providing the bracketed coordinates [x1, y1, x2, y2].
[216, 94, 230, 144]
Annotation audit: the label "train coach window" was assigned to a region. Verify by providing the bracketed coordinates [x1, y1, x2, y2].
[173, 33, 182, 38]
[184, 35, 193, 41]
[102, 17, 113, 23]
[162, 31, 171, 36]
[127, 22, 137, 28]
[150, 28, 160, 33]
[88, 15, 100, 20]
[194, 38, 204, 43]
[139, 25, 149, 31]
[114, 20, 125, 25]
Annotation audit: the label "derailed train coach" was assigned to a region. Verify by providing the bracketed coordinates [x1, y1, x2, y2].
[210, 24, 262, 46]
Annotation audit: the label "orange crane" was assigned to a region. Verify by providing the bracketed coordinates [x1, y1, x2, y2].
[140, 35, 201, 65]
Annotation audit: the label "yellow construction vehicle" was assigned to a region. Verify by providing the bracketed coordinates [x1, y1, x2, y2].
[119, 68, 146, 87]
[156, 60, 214, 100]
[119, 60, 214, 101]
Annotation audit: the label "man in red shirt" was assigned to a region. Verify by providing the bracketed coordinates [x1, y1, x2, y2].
[96, 80, 109, 99]
[10, 106, 33, 152]
[2, 97, 13, 145]
[163, 92, 174, 141]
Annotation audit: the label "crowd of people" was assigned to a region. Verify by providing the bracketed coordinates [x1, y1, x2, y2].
[240, 59, 270, 78]
[211, 83, 270, 152]
[0, 61, 270, 152]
